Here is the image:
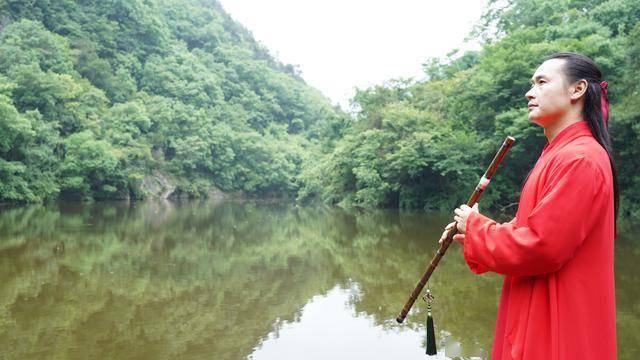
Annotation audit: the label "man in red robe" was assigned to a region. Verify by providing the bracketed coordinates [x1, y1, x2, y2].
[441, 53, 618, 359]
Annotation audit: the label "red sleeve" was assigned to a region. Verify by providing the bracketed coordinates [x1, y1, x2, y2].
[462, 156, 606, 276]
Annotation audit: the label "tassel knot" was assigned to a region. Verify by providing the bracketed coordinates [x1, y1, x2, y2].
[424, 288, 437, 355]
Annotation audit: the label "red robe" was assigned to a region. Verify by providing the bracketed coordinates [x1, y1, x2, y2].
[463, 120, 617, 359]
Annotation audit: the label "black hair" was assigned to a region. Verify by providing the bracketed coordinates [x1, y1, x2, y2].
[524, 52, 619, 235]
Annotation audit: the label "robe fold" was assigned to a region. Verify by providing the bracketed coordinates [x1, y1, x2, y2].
[463, 120, 616, 359]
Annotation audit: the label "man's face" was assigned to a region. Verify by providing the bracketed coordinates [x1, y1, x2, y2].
[525, 58, 572, 127]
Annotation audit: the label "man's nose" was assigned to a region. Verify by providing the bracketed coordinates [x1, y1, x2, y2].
[525, 88, 534, 101]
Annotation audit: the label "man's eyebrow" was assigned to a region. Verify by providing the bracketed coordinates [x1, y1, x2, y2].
[529, 74, 546, 83]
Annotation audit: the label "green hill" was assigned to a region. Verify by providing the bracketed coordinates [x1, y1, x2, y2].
[296, 0, 640, 220]
[0, 0, 346, 202]
[2, 0, 640, 221]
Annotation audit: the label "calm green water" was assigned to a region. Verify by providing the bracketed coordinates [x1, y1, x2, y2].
[0, 201, 638, 359]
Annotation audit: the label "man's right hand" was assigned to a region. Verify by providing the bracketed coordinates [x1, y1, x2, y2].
[439, 221, 456, 244]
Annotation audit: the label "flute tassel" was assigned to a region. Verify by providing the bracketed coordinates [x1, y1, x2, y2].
[425, 288, 437, 355]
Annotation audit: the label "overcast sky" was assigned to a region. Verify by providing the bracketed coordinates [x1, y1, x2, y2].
[218, 0, 489, 109]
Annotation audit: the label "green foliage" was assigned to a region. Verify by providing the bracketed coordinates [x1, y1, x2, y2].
[1, 0, 639, 220]
[0, 82, 60, 203]
[59, 131, 122, 200]
[0, 0, 337, 203]
[300, 0, 640, 219]
[0, 19, 75, 74]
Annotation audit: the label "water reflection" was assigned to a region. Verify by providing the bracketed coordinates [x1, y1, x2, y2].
[250, 283, 480, 359]
[0, 200, 638, 359]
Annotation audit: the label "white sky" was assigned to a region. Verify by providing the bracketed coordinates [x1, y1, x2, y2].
[218, 0, 489, 109]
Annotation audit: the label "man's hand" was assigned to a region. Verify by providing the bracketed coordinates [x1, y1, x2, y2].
[439, 221, 457, 244]
[454, 203, 478, 233]
[438, 203, 479, 245]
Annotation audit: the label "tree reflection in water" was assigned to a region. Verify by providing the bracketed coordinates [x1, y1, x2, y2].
[0, 200, 637, 359]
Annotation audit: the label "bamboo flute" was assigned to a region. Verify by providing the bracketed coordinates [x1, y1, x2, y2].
[396, 135, 516, 324]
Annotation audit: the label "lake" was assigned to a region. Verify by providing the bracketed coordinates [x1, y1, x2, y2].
[0, 200, 638, 359]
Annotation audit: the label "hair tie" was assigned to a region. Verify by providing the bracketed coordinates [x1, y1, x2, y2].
[600, 81, 609, 126]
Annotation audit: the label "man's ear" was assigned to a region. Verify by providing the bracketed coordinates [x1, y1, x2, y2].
[570, 79, 588, 101]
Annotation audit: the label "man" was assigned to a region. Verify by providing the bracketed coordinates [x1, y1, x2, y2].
[440, 52, 618, 359]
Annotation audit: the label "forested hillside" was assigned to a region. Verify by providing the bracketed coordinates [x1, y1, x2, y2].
[1, 0, 639, 220]
[0, 0, 346, 202]
[298, 0, 640, 220]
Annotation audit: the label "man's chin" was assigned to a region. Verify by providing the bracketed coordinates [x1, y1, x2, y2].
[528, 113, 543, 127]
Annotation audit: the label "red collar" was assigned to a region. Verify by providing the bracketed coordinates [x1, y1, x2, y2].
[542, 120, 592, 153]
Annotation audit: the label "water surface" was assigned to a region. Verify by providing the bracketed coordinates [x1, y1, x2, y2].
[0, 201, 637, 359]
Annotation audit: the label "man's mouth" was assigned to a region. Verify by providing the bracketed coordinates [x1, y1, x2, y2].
[528, 104, 538, 109]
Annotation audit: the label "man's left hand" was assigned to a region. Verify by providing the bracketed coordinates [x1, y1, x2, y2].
[454, 203, 479, 234]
